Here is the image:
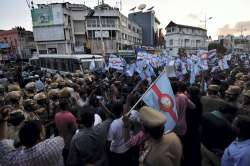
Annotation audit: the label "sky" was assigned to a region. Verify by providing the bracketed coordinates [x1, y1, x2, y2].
[1, 0, 250, 40]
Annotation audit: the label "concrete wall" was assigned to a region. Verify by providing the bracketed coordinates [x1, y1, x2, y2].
[129, 12, 154, 46]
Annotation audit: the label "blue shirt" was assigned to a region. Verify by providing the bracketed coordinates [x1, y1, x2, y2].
[35, 79, 44, 92]
[222, 139, 250, 166]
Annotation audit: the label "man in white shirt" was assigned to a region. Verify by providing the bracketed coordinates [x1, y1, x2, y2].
[108, 110, 140, 166]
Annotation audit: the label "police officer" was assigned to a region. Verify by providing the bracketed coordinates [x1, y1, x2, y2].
[34, 92, 48, 123]
[24, 82, 36, 99]
[48, 89, 60, 119]
[239, 90, 250, 118]
[0, 84, 5, 106]
[225, 85, 241, 108]
[201, 84, 225, 113]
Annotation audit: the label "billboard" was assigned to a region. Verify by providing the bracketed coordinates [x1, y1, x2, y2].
[95, 31, 109, 38]
[34, 26, 65, 41]
[31, 7, 54, 26]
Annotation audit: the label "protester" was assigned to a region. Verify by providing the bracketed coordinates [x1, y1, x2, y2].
[67, 106, 114, 166]
[221, 115, 250, 166]
[0, 49, 249, 166]
[174, 81, 195, 137]
[0, 106, 65, 166]
[200, 103, 238, 166]
[183, 86, 202, 166]
[108, 103, 140, 166]
[55, 111, 77, 165]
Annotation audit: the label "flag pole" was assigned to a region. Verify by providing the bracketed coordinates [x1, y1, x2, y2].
[127, 71, 166, 115]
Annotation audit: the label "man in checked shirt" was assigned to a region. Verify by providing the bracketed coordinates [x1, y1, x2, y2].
[0, 106, 68, 166]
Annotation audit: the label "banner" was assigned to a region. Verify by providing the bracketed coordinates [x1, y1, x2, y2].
[108, 56, 125, 70]
[31, 7, 54, 26]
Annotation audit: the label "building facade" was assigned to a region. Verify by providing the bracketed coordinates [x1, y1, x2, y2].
[86, 4, 142, 54]
[128, 11, 161, 47]
[165, 21, 208, 56]
[218, 35, 250, 53]
[0, 27, 36, 59]
[31, 3, 91, 54]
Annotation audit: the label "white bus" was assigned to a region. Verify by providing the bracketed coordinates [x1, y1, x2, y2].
[29, 54, 104, 73]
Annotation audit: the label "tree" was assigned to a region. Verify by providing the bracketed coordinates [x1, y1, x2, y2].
[208, 42, 227, 54]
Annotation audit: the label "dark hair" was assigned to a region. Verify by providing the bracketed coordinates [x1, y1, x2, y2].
[177, 81, 187, 93]
[171, 81, 178, 95]
[111, 101, 123, 119]
[19, 120, 43, 148]
[235, 115, 250, 139]
[188, 86, 200, 99]
[144, 125, 164, 140]
[80, 106, 95, 128]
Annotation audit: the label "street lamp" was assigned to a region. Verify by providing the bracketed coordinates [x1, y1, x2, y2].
[200, 15, 213, 29]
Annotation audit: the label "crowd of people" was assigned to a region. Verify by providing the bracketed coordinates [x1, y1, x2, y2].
[0, 52, 250, 166]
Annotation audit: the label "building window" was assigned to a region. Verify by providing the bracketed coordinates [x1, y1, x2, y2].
[48, 48, 57, 54]
[167, 28, 171, 33]
[184, 39, 190, 47]
[169, 39, 173, 46]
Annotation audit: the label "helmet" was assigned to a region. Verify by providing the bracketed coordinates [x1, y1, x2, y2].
[8, 84, 20, 92]
[50, 82, 59, 89]
[5, 91, 21, 101]
[25, 82, 36, 91]
[59, 87, 74, 98]
[48, 89, 59, 98]
[34, 92, 47, 101]
[23, 99, 37, 112]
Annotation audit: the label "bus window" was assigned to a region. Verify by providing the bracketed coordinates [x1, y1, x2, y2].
[61, 59, 67, 71]
[66, 59, 71, 72]
[95, 61, 104, 68]
[41, 58, 45, 68]
[73, 60, 81, 72]
[53, 59, 58, 70]
[47, 59, 51, 69]
[81, 61, 91, 71]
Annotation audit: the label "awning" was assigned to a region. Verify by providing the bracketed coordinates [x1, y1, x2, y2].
[0, 43, 10, 49]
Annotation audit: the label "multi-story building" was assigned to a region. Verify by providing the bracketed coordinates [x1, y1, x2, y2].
[31, 2, 91, 54]
[86, 4, 142, 54]
[218, 35, 250, 53]
[165, 21, 208, 56]
[0, 27, 36, 59]
[128, 11, 161, 47]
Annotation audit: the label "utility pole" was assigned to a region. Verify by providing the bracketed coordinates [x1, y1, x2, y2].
[200, 14, 212, 30]
[238, 26, 247, 40]
[200, 14, 212, 50]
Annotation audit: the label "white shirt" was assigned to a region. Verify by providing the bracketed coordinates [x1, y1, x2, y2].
[94, 114, 102, 126]
[108, 110, 140, 154]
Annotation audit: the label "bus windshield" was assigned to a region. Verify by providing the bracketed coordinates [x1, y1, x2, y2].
[81, 60, 104, 70]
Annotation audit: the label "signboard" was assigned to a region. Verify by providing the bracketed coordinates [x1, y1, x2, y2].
[33, 26, 65, 41]
[95, 31, 109, 38]
[31, 7, 54, 26]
